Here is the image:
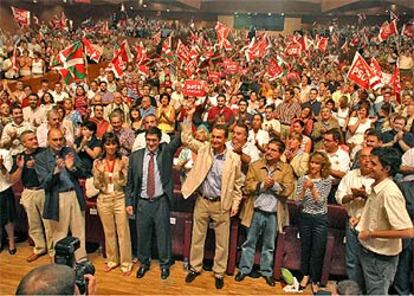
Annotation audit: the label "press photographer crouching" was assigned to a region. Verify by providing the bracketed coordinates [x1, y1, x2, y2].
[16, 237, 96, 295]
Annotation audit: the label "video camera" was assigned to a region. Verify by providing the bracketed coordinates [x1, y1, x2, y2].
[54, 236, 95, 295]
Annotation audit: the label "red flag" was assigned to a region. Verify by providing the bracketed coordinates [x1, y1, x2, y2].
[285, 42, 302, 57]
[401, 22, 414, 38]
[82, 37, 103, 63]
[347, 52, 374, 89]
[161, 36, 174, 63]
[369, 57, 383, 90]
[215, 22, 231, 41]
[267, 57, 283, 80]
[118, 40, 134, 63]
[134, 43, 148, 65]
[183, 80, 207, 97]
[246, 36, 269, 62]
[109, 55, 125, 78]
[11, 6, 30, 27]
[378, 20, 398, 42]
[317, 37, 328, 52]
[176, 39, 191, 64]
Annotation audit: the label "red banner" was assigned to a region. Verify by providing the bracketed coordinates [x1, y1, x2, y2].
[347, 52, 373, 89]
[223, 59, 239, 75]
[208, 72, 221, 83]
[183, 80, 207, 97]
[378, 20, 398, 42]
[11, 6, 30, 27]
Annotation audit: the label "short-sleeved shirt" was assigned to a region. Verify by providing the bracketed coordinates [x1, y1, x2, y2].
[356, 177, 413, 256]
[11, 148, 45, 188]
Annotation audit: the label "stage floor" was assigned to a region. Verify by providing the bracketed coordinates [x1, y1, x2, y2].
[0, 242, 335, 295]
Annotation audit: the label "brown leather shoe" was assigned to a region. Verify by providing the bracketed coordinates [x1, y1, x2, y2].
[26, 252, 46, 262]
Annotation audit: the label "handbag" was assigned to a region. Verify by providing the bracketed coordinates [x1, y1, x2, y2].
[85, 177, 100, 198]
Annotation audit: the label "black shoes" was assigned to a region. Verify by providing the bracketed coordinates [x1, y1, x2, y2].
[8, 248, 17, 255]
[136, 265, 149, 278]
[161, 268, 170, 280]
[235, 271, 247, 282]
[185, 270, 200, 283]
[215, 277, 224, 289]
[264, 275, 275, 287]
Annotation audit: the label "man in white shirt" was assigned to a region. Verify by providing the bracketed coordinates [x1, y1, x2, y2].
[50, 82, 69, 104]
[23, 93, 46, 127]
[356, 147, 414, 295]
[0, 105, 33, 155]
[248, 114, 270, 155]
[322, 128, 350, 203]
[335, 147, 374, 289]
[132, 114, 170, 152]
[262, 105, 281, 139]
[170, 82, 185, 111]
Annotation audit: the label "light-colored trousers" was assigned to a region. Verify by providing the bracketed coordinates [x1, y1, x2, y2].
[97, 192, 132, 273]
[20, 188, 51, 255]
[48, 191, 87, 262]
[189, 197, 230, 277]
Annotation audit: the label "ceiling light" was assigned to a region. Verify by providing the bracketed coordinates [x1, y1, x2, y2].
[166, 8, 170, 12]
[33, 0, 37, 3]
[268, 13, 272, 16]
[143, 4, 147, 8]
[281, 12, 285, 16]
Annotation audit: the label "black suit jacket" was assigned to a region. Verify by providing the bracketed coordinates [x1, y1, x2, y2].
[125, 135, 181, 208]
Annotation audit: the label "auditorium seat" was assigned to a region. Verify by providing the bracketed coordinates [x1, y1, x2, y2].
[79, 179, 106, 257]
[273, 201, 336, 286]
[320, 204, 348, 284]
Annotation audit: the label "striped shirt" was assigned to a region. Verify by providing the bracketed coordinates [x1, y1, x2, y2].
[275, 102, 302, 125]
[297, 176, 332, 215]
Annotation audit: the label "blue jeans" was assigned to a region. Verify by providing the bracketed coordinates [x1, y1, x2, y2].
[238, 209, 277, 276]
[299, 212, 328, 284]
[345, 223, 364, 291]
[360, 247, 399, 295]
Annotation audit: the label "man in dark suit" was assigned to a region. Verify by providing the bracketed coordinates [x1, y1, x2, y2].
[34, 128, 88, 262]
[125, 127, 181, 280]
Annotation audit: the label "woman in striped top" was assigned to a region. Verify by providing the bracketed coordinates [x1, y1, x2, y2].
[297, 151, 332, 294]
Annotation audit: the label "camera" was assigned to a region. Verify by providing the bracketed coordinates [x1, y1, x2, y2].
[54, 236, 95, 295]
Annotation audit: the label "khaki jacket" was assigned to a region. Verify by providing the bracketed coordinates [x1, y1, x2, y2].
[181, 123, 243, 213]
[240, 158, 295, 232]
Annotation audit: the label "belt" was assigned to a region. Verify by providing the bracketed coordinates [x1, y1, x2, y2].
[24, 186, 42, 190]
[59, 188, 75, 193]
[139, 194, 165, 202]
[254, 208, 276, 215]
[360, 246, 398, 259]
[280, 122, 290, 126]
[198, 193, 220, 202]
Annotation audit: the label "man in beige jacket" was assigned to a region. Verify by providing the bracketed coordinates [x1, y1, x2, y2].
[237, 139, 295, 286]
[181, 112, 242, 290]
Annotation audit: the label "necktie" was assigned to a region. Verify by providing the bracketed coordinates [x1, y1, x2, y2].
[147, 152, 155, 199]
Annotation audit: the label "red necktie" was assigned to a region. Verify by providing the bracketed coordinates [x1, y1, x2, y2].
[147, 152, 155, 198]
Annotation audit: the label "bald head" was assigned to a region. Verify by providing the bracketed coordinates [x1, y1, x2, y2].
[16, 264, 75, 295]
[359, 147, 373, 176]
[48, 128, 65, 152]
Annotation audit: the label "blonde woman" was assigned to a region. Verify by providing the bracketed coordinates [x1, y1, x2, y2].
[297, 152, 332, 294]
[93, 132, 132, 276]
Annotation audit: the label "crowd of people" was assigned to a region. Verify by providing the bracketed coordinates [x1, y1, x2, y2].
[0, 11, 413, 295]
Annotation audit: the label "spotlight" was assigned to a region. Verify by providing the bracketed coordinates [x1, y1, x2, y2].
[166, 8, 170, 12]
[268, 13, 272, 16]
[33, 0, 37, 3]
[281, 12, 285, 16]
[130, 6, 133, 10]
[143, 4, 147, 8]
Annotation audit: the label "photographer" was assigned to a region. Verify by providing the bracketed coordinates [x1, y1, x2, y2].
[16, 264, 97, 295]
